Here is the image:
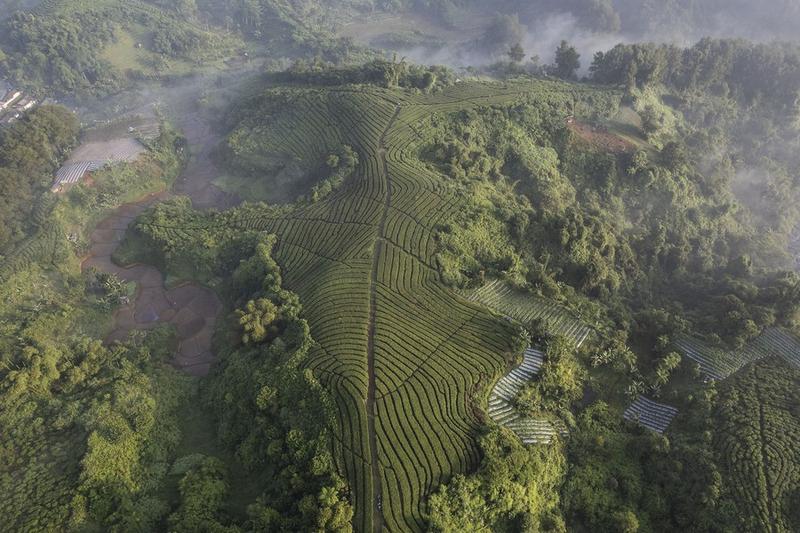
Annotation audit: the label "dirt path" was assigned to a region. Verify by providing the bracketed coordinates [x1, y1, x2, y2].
[366, 105, 401, 532]
[81, 112, 238, 376]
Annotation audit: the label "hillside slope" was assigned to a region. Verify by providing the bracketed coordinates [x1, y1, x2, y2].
[134, 79, 612, 531]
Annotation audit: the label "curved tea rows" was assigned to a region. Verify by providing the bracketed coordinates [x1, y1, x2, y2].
[487, 348, 565, 444]
[677, 327, 800, 381]
[463, 280, 593, 444]
[716, 359, 800, 532]
[0, 224, 66, 283]
[465, 279, 593, 346]
[137, 81, 608, 531]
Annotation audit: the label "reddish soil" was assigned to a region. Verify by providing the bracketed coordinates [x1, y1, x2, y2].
[568, 121, 635, 154]
[82, 191, 222, 376]
[81, 112, 239, 376]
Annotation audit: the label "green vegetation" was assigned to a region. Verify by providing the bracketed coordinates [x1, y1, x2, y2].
[124, 81, 579, 531]
[588, 39, 800, 242]
[0, 324, 192, 532]
[215, 142, 360, 205]
[2, 3, 800, 530]
[0, 96, 352, 530]
[515, 336, 585, 418]
[715, 357, 800, 532]
[210, 237, 354, 531]
[124, 221, 355, 530]
[420, 72, 800, 354]
[428, 428, 565, 532]
[59, 126, 185, 240]
[0, 114, 182, 285]
[560, 398, 726, 532]
[271, 59, 455, 91]
[553, 40, 580, 80]
[0, 0, 240, 96]
[121, 65, 800, 530]
[0, 106, 78, 252]
[464, 280, 592, 343]
[0, 110, 190, 531]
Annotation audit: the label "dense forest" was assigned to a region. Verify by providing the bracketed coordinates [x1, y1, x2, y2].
[109, 198, 355, 531]
[0, 106, 78, 251]
[0, 118, 190, 530]
[392, 0, 800, 41]
[423, 77, 800, 347]
[0, 1, 239, 97]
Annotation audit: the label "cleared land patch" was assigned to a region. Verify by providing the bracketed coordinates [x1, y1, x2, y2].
[101, 28, 143, 71]
[83, 193, 222, 376]
[53, 137, 146, 190]
[568, 119, 636, 154]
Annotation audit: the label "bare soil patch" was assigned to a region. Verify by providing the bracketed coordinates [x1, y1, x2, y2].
[80, 104, 242, 375]
[82, 191, 223, 376]
[568, 120, 636, 154]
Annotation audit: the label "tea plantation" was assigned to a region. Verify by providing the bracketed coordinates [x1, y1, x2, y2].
[135, 79, 615, 531]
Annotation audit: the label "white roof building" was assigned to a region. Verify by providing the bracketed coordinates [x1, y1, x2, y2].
[15, 98, 36, 111]
[1, 90, 22, 109]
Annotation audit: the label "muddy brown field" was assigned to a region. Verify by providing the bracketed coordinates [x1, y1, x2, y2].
[82, 192, 222, 376]
[81, 111, 238, 376]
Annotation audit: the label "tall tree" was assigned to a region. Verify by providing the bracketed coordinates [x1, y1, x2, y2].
[553, 40, 581, 79]
[508, 42, 526, 63]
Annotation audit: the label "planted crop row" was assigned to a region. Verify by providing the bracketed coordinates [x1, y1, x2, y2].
[486, 348, 563, 444]
[374, 278, 512, 531]
[0, 224, 67, 283]
[465, 279, 592, 346]
[192, 81, 618, 531]
[676, 327, 800, 381]
[623, 396, 679, 434]
[715, 358, 800, 532]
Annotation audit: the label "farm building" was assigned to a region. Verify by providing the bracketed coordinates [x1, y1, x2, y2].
[13, 98, 36, 111]
[0, 89, 22, 109]
[0, 87, 39, 127]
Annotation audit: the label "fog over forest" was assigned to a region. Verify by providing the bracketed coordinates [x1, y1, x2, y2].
[354, 0, 800, 69]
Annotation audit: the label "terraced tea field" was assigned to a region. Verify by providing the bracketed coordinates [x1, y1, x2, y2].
[465, 281, 591, 443]
[677, 327, 800, 381]
[716, 358, 800, 532]
[623, 396, 679, 434]
[487, 348, 566, 444]
[465, 279, 593, 346]
[137, 80, 614, 531]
